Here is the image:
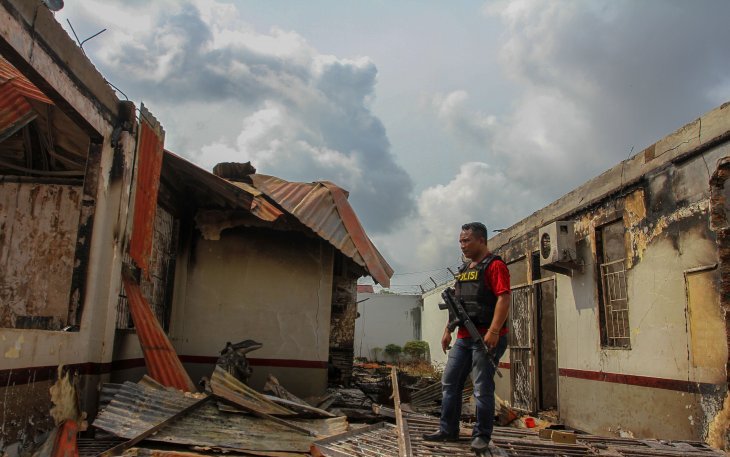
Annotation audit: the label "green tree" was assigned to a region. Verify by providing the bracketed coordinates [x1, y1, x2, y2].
[384, 344, 402, 362]
[403, 340, 429, 361]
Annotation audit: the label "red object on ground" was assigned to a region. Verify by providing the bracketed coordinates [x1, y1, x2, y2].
[524, 417, 536, 428]
[122, 271, 196, 392]
[52, 419, 79, 457]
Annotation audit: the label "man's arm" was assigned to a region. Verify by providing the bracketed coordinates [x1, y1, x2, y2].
[441, 322, 453, 353]
[484, 293, 509, 349]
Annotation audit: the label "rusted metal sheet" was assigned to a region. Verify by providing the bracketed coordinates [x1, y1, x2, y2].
[229, 180, 284, 222]
[121, 271, 196, 392]
[325, 182, 393, 287]
[0, 182, 81, 329]
[129, 105, 164, 278]
[250, 174, 393, 287]
[0, 56, 53, 104]
[0, 79, 35, 141]
[0, 56, 54, 147]
[117, 207, 177, 330]
[94, 379, 348, 454]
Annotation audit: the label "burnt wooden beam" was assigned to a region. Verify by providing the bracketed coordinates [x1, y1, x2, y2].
[67, 141, 101, 325]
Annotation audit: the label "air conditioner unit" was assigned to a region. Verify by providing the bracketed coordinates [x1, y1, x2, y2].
[538, 221, 581, 275]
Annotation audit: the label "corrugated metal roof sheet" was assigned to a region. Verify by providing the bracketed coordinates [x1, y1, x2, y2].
[210, 366, 295, 416]
[0, 57, 53, 104]
[249, 174, 393, 287]
[122, 271, 197, 393]
[0, 57, 52, 142]
[94, 379, 348, 454]
[130, 105, 164, 278]
[162, 151, 283, 222]
[0, 80, 36, 141]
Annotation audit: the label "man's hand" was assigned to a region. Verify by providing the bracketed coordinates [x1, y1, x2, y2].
[484, 330, 499, 349]
[441, 330, 452, 353]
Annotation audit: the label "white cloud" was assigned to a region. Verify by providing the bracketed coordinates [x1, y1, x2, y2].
[432, 91, 496, 148]
[385, 0, 730, 281]
[55, 0, 730, 281]
[57, 0, 414, 233]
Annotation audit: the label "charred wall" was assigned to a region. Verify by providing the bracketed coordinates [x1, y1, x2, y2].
[492, 146, 729, 440]
[328, 252, 360, 386]
[710, 156, 730, 382]
[0, 182, 81, 329]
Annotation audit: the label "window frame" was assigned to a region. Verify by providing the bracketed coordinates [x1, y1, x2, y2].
[595, 219, 631, 349]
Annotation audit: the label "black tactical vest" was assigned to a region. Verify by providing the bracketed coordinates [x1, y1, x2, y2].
[454, 254, 504, 329]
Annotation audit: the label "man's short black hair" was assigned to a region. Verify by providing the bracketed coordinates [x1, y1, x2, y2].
[461, 222, 488, 240]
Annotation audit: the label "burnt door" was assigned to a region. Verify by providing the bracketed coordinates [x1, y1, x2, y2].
[509, 284, 536, 412]
[535, 278, 558, 410]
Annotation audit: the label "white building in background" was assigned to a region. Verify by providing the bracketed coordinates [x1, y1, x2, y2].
[355, 291, 423, 362]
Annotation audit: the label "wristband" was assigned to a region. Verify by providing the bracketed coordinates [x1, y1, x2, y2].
[488, 328, 500, 336]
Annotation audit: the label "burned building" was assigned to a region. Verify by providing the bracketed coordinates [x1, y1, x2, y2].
[0, 0, 391, 450]
[478, 102, 729, 443]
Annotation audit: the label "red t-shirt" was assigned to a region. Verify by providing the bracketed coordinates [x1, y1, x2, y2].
[456, 258, 511, 339]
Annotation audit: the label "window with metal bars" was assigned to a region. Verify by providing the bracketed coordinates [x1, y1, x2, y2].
[596, 219, 631, 349]
[116, 207, 178, 332]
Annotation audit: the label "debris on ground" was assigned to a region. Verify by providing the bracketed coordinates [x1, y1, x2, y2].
[92, 371, 347, 455]
[316, 402, 727, 457]
[216, 339, 263, 385]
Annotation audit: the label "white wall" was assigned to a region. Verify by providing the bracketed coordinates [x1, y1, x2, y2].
[420, 284, 452, 367]
[355, 293, 423, 361]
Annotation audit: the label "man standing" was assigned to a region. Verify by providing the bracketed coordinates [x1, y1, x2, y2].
[423, 222, 510, 453]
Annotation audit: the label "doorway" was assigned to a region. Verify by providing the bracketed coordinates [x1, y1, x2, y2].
[508, 253, 558, 413]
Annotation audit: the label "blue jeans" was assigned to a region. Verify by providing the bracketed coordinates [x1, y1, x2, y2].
[439, 335, 508, 439]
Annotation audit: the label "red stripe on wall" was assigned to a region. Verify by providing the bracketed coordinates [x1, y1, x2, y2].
[178, 355, 328, 369]
[2, 357, 329, 387]
[558, 368, 719, 394]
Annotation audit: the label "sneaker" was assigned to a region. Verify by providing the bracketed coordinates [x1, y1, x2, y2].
[470, 436, 490, 451]
[422, 430, 459, 442]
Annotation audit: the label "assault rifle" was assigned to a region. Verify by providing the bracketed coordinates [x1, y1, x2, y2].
[439, 287, 502, 378]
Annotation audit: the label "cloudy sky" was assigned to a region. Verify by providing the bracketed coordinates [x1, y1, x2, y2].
[55, 1, 730, 291]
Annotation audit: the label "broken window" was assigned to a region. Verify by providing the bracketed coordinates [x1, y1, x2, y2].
[116, 206, 179, 331]
[596, 219, 631, 349]
[0, 56, 90, 330]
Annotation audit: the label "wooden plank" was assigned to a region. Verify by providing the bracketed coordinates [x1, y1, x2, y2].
[390, 367, 410, 457]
